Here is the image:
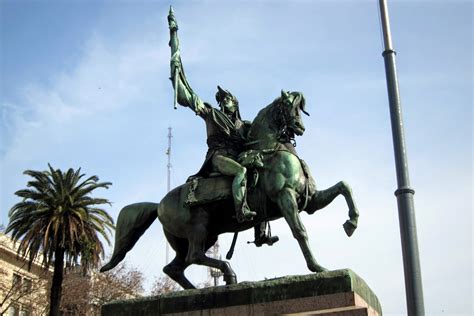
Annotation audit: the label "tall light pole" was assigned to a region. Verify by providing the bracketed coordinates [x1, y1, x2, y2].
[378, 1, 425, 314]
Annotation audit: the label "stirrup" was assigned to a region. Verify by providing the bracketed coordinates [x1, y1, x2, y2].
[253, 235, 279, 247]
[249, 222, 279, 247]
[236, 209, 256, 223]
[236, 203, 256, 223]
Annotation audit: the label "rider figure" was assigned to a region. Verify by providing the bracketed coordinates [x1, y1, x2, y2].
[168, 12, 255, 223]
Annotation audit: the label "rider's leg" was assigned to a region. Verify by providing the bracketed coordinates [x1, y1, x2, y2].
[212, 154, 256, 222]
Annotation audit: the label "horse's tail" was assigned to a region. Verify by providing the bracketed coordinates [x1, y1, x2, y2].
[100, 202, 158, 272]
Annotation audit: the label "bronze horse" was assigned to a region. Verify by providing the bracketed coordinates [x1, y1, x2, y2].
[101, 91, 359, 289]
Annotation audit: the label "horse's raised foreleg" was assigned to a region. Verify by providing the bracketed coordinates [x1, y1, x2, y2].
[278, 187, 327, 273]
[306, 181, 359, 237]
[185, 222, 237, 285]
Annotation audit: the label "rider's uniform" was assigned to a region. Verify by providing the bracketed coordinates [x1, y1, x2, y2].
[172, 75, 249, 179]
[193, 104, 250, 178]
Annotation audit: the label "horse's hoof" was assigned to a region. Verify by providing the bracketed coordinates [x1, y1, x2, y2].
[224, 274, 237, 285]
[343, 220, 357, 237]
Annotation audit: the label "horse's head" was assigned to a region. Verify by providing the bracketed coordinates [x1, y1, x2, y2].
[277, 90, 309, 137]
[248, 90, 310, 147]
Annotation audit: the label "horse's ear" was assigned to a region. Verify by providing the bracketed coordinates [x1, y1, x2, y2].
[297, 93, 310, 116]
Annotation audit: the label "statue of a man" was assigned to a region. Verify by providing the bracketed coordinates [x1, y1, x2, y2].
[168, 9, 256, 223]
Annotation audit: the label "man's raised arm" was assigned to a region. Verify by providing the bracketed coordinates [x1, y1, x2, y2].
[168, 7, 207, 115]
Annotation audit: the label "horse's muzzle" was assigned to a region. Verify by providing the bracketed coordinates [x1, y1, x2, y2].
[293, 122, 305, 136]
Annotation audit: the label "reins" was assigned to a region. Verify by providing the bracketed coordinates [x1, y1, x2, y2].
[273, 101, 297, 147]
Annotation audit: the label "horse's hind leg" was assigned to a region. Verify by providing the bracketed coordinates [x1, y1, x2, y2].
[277, 188, 326, 273]
[306, 181, 359, 237]
[162, 230, 195, 289]
[186, 224, 237, 285]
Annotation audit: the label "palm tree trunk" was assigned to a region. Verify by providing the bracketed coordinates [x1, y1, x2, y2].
[49, 247, 65, 316]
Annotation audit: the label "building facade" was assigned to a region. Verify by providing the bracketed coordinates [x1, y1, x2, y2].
[0, 231, 51, 316]
[1, 229, 143, 316]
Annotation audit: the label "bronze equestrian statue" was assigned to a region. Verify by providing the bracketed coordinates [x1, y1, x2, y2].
[101, 8, 359, 289]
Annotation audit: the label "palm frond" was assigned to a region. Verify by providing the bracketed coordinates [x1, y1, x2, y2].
[6, 165, 115, 272]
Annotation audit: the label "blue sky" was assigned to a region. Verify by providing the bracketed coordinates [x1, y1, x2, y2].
[1, 1, 472, 315]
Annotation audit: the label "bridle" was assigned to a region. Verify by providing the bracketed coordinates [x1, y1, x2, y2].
[274, 98, 298, 147]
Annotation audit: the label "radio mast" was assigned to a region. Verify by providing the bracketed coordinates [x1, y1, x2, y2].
[207, 240, 223, 286]
[165, 127, 172, 264]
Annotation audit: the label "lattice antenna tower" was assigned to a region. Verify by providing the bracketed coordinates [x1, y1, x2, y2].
[165, 127, 172, 264]
[207, 240, 223, 286]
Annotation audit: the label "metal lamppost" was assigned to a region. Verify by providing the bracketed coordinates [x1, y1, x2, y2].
[378, 0, 425, 314]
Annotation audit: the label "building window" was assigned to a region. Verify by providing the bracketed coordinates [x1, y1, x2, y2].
[22, 278, 32, 293]
[20, 308, 30, 316]
[8, 305, 19, 316]
[12, 273, 21, 289]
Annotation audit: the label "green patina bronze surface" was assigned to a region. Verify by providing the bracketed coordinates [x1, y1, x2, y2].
[100, 7, 363, 293]
[102, 269, 382, 315]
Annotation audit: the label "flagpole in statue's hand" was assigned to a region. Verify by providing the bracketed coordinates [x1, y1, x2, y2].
[168, 6, 179, 110]
[167, 7, 204, 115]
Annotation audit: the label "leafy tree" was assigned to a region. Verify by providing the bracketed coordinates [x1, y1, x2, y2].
[5, 165, 114, 316]
[89, 261, 144, 310]
[61, 262, 144, 315]
[150, 276, 180, 296]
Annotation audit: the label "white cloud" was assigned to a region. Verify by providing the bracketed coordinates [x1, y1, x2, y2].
[1, 2, 472, 315]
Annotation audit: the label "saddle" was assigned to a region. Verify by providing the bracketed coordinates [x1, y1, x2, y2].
[183, 176, 233, 207]
[183, 149, 267, 208]
[183, 148, 313, 211]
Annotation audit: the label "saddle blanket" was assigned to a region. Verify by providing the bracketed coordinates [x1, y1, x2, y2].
[184, 176, 233, 207]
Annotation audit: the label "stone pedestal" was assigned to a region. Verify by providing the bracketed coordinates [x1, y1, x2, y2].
[102, 269, 382, 315]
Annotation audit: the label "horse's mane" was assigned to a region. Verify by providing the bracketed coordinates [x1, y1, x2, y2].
[250, 91, 309, 136]
[250, 97, 281, 133]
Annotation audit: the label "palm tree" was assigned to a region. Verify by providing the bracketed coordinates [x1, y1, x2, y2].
[6, 164, 115, 316]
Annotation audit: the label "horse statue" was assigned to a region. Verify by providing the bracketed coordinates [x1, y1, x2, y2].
[100, 90, 359, 289]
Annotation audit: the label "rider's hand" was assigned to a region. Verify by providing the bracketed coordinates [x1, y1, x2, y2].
[168, 11, 179, 31]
